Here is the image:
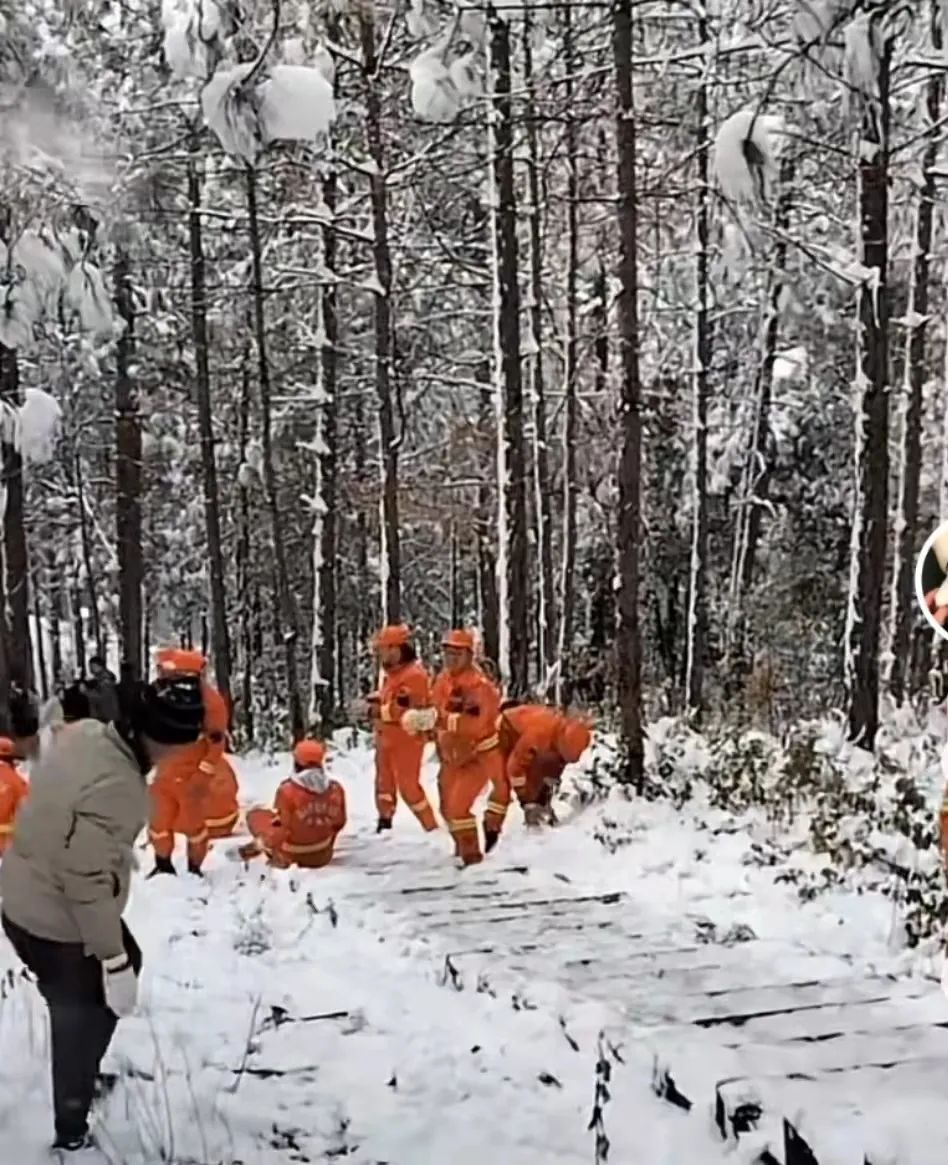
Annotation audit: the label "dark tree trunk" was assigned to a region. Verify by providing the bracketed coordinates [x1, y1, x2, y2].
[188, 129, 232, 711]
[359, 13, 401, 624]
[522, 11, 556, 690]
[846, 35, 892, 750]
[114, 248, 143, 680]
[557, 3, 579, 702]
[315, 158, 339, 731]
[686, 30, 711, 718]
[32, 569, 48, 700]
[235, 350, 254, 743]
[0, 345, 31, 689]
[612, 0, 645, 789]
[477, 377, 500, 665]
[488, 8, 528, 696]
[75, 452, 102, 657]
[890, 2, 941, 705]
[246, 167, 305, 741]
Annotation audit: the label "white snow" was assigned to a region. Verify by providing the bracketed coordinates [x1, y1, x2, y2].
[17, 387, 62, 464]
[712, 108, 783, 204]
[202, 63, 336, 163]
[409, 47, 462, 124]
[1, 729, 945, 1163]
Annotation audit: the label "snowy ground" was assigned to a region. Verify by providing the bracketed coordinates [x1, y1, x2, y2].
[1, 736, 947, 1164]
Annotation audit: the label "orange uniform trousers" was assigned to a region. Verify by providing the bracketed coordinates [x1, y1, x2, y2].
[439, 746, 503, 864]
[148, 741, 212, 867]
[246, 807, 336, 869]
[376, 735, 436, 830]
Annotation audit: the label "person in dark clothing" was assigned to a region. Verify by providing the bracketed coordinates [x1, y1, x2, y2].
[60, 683, 91, 723]
[1, 674, 205, 1156]
[86, 656, 120, 725]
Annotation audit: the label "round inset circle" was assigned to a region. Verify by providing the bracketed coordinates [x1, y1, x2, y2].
[916, 521, 948, 641]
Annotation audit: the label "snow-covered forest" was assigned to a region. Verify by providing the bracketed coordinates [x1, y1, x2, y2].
[0, 0, 945, 761]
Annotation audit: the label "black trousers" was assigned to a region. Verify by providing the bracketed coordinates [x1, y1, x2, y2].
[2, 913, 142, 1141]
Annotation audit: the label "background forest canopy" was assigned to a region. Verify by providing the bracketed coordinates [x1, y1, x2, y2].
[0, 0, 943, 755]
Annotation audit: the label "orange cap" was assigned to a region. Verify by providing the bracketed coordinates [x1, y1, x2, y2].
[374, 624, 411, 650]
[556, 718, 591, 764]
[442, 628, 475, 651]
[0, 736, 15, 760]
[293, 739, 325, 768]
[157, 648, 206, 676]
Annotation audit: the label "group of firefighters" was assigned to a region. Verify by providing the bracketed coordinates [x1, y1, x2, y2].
[0, 624, 593, 872]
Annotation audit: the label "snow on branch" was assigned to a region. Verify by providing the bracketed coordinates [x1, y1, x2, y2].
[408, 17, 482, 125]
[17, 388, 62, 464]
[202, 62, 336, 163]
[712, 108, 783, 206]
[162, 0, 235, 80]
[0, 229, 113, 349]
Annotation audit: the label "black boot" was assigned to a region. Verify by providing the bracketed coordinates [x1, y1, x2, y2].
[147, 855, 176, 878]
[376, 817, 393, 834]
[484, 829, 500, 854]
[187, 861, 204, 877]
[52, 1131, 96, 1152]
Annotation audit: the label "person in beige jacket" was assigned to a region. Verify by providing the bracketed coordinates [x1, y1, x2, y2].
[1, 673, 205, 1157]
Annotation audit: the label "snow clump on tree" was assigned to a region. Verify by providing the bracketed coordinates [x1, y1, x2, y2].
[201, 62, 336, 164]
[712, 108, 783, 205]
[0, 229, 113, 349]
[161, 0, 236, 80]
[16, 388, 63, 465]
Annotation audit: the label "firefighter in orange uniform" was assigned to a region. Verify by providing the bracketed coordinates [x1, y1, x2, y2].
[488, 704, 592, 838]
[0, 737, 28, 855]
[418, 629, 500, 866]
[240, 740, 346, 868]
[368, 624, 436, 834]
[148, 649, 233, 876]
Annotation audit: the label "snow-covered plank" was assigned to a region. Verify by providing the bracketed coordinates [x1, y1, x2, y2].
[632, 975, 931, 1027]
[719, 989, 948, 1045]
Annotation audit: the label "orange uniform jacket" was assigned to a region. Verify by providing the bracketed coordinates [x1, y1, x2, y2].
[0, 760, 28, 854]
[499, 705, 569, 803]
[432, 667, 501, 764]
[264, 778, 347, 867]
[373, 661, 431, 739]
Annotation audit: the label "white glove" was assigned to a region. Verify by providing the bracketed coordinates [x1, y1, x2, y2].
[102, 953, 138, 1018]
[401, 707, 438, 735]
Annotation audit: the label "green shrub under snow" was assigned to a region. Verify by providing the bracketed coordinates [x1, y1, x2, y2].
[577, 707, 948, 948]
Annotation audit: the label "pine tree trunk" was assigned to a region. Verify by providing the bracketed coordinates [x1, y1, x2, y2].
[449, 519, 462, 626]
[188, 130, 232, 708]
[612, 0, 645, 789]
[235, 350, 254, 743]
[312, 160, 339, 732]
[556, 4, 579, 704]
[0, 344, 31, 689]
[732, 159, 794, 618]
[477, 377, 500, 664]
[522, 12, 556, 691]
[75, 452, 102, 657]
[488, 8, 528, 697]
[685, 28, 711, 718]
[846, 34, 892, 750]
[353, 391, 372, 690]
[32, 569, 48, 699]
[359, 13, 401, 624]
[114, 248, 143, 679]
[888, 2, 942, 705]
[245, 166, 304, 740]
[49, 566, 62, 686]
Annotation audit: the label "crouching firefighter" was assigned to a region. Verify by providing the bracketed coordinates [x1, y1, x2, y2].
[487, 705, 592, 839]
[240, 740, 347, 869]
